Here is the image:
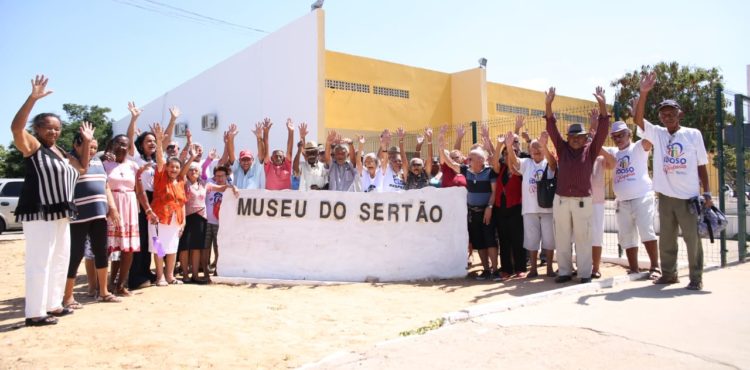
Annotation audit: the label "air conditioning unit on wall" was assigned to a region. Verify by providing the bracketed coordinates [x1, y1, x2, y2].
[174, 122, 188, 137]
[202, 114, 218, 131]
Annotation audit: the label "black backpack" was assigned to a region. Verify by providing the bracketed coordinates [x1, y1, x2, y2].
[536, 164, 557, 208]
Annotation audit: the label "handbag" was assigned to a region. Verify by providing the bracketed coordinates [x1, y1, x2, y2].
[689, 196, 728, 243]
[536, 164, 557, 209]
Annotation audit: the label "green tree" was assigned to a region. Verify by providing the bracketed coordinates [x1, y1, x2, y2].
[610, 62, 725, 150]
[0, 104, 114, 178]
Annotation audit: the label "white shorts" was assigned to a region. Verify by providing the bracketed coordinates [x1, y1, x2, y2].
[523, 213, 554, 251]
[148, 217, 180, 255]
[616, 193, 657, 249]
[591, 203, 604, 247]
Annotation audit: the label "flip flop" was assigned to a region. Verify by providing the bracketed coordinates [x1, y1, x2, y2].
[168, 279, 184, 285]
[156, 280, 169, 287]
[47, 308, 74, 317]
[592, 271, 602, 279]
[97, 293, 122, 303]
[648, 268, 662, 280]
[25, 316, 58, 327]
[64, 301, 83, 310]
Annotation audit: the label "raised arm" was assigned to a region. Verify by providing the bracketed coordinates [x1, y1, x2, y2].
[324, 130, 336, 166]
[491, 134, 504, 174]
[414, 132, 424, 159]
[11, 75, 51, 156]
[285, 118, 294, 162]
[454, 124, 466, 151]
[397, 126, 406, 160]
[356, 135, 365, 175]
[177, 144, 198, 180]
[544, 87, 564, 150]
[261, 118, 272, 163]
[591, 87, 610, 154]
[503, 131, 521, 173]
[161, 106, 180, 151]
[179, 128, 192, 163]
[424, 128, 433, 176]
[439, 132, 460, 173]
[379, 129, 391, 173]
[294, 122, 309, 174]
[201, 149, 215, 181]
[126, 101, 141, 157]
[68, 121, 96, 175]
[225, 123, 239, 165]
[152, 123, 166, 172]
[635, 72, 656, 131]
[538, 131, 557, 172]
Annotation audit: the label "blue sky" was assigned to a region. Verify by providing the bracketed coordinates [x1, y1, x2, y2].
[1, 0, 748, 147]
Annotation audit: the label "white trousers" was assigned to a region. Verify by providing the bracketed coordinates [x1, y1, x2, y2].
[23, 218, 70, 318]
[552, 195, 593, 278]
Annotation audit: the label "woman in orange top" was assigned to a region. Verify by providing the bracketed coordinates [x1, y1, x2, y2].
[145, 123, 196, 285]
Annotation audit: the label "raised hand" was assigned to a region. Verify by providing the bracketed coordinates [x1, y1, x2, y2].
[539, 131, 549, 147]
[640, 72, 656, 93]
[627, 96, 639, 117]
[299, 122, 309, 138]
[496, 134, 505, 144]
[482, 136, 492, 151]
[150, 122, 164, 142]
[262, 118, 272, 131]
[439, 125, 448, 137]
[79, 121, 96, 142]
[455, 124, 466, 138]
[593, 86, 606, 106]
[545, 87, 556, 106]
[252, 122, 263, 138]
[223, 130, 230, 144]
[424, 127, 433, 141]
[135, 128, 142, 137]
[521, 131, 531, 143]
[193, 144, 203, 157]
[590, 108, 600, 125]
[397, 126, 405, 140]
[128, 101, 142, 118]
[341, 137, 352, 145]
[185, 128, 192, 143]
[286, 118, 294, 133]
[515, 115, 525, 131]
[358, 135, 365, 145]
[416, 135, 425, 145]
[504, 131, 515, 146]
[326, 130, 338, 144]
[169, 106, 181, 120]
[380, 129, 392, 145]
[30, 75, 54, 100]
[208, 148, 218, 160]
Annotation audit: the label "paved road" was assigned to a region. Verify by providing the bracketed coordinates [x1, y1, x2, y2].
[305, 263, 750, 369]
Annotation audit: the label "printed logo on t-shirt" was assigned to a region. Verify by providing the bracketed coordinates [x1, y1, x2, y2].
[527, 169, 544, 194]
[211, 192, 224, 220]
[615, 155, 636, 183]
[663, 142, 688, 174]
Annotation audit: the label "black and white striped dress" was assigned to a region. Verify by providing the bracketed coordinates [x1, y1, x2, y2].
[15, 145, 80, 222]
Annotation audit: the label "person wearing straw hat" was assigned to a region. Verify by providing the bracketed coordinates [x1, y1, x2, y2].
[293, 122, 328, 191]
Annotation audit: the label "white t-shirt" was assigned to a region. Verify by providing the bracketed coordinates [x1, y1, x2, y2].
[361, 168, 384, 193]
[642, 119, 708, 199]
[382, 164, 405, 192]
[519, 158, 554, 215]
[298, 161, 328, 191]
[132, 155, 155, 192]
[591, 156, 605, 204]
[604, 140, 652, 201]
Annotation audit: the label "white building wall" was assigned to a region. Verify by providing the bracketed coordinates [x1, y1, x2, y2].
[113, 10, 323, 160]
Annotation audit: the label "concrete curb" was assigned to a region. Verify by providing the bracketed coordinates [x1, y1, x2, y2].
[212, 276, 356, 286]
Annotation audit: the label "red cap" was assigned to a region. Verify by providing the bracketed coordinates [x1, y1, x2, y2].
[239, 150, 254, 160]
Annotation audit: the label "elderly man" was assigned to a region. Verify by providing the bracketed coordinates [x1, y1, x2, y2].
[226, 121, 266, 189]
[546, 86, 610, 284]
[294, 122, 328, 191]
[635, 72, 711, 291]
[600, 118, 659, 278]
[324, 130, 360, 191]
[264, 118, 295, 190]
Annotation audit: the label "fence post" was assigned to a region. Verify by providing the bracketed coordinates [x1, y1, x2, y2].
[716, 86, 727, 267]
[735, 94, 747, 262]
[471, 121, 477, 145]
[613, 101, 622, 121]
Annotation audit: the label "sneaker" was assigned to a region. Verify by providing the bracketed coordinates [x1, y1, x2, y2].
[653, 275, 680, 285]
[686, 281, 703, 291]
[492, 270, 504, 281]
[554, 275, 572, 283]
[475, 270, 491, 281]
[580, 278, 592, 284]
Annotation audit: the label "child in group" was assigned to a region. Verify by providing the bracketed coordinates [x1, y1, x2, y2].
[205, 165, 239, 278]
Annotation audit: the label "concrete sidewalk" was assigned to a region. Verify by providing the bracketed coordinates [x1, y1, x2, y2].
[304, 263, 750, 369]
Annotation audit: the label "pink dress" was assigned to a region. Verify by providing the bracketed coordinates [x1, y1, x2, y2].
[104, 159, 141, 253]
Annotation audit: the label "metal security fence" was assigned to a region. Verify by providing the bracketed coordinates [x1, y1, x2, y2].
[349, 101, 736, 267]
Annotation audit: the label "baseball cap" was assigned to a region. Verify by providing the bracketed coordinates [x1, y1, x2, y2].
[239, 150, 254, 160]
[658, 99, 681, 111]
[611, 121, 629, 134]
[567, 123, 588, 136]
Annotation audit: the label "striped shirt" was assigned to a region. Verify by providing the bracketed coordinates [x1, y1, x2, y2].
[15, 145, 79, 222]
[460, 165, 498, 207]
[546, 115, 609, 197]
[70, 156, 108, 224]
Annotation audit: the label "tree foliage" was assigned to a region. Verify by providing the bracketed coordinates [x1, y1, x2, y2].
[0, 104, 114, 178]
[610, 61, 725, 150]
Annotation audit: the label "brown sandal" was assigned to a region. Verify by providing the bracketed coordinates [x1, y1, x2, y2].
[116, 287, 132, 297]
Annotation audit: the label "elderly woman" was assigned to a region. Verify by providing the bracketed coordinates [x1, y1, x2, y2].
[177, 153, 208, 283]
[147, 123, 195, 285]
[12, 75, 95, 326]
[404, 128, 434, 190]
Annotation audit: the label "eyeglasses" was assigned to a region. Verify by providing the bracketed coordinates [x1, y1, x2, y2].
[411, 163, 423, 167]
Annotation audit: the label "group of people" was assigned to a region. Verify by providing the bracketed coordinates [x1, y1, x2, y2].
[14, 73, 711, 328]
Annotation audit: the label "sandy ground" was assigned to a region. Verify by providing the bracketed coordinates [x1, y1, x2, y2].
[0, 238, 626, 369]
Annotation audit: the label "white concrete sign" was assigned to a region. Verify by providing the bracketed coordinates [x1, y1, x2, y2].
[218, 187, 469, 282]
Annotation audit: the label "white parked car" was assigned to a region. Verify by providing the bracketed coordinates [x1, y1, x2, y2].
[0, 178, 24, 234]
